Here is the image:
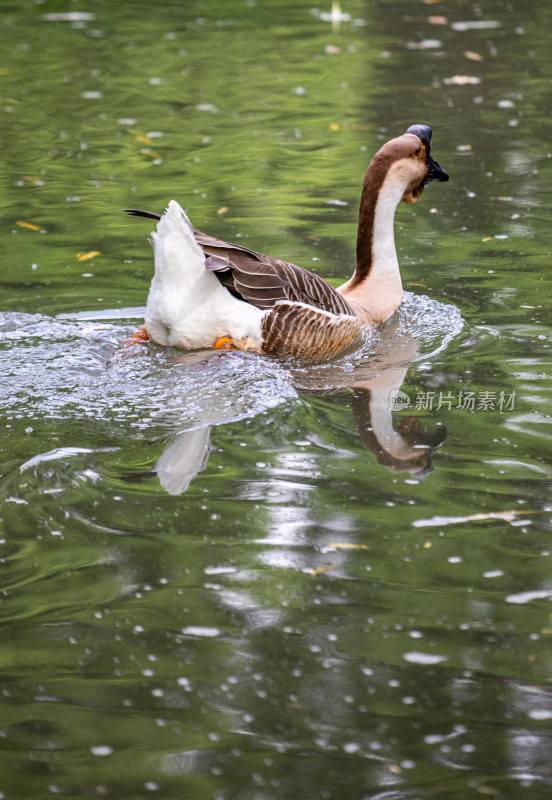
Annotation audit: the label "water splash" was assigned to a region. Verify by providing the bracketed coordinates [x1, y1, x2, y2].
[0, 292, 462, 432]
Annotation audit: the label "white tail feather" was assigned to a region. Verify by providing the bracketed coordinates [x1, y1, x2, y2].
[145, 200, 262, 349]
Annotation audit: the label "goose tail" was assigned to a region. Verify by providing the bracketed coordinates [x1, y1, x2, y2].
[122, 208, 161, 221]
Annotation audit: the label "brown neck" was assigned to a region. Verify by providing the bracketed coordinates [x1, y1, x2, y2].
[351, 152, 392, 289]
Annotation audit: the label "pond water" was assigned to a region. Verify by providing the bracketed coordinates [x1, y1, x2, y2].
[1, 1, 552, 798]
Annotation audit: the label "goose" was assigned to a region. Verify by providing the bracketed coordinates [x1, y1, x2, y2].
[124, 124, 448, 362]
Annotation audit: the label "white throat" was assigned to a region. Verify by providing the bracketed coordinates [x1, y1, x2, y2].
[339, 163, 408, 322]
[369, 173, 405, 282]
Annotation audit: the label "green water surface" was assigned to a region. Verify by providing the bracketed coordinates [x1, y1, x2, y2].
[1, 1, 552, 798]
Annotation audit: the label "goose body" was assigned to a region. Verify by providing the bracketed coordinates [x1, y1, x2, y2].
[126, 124, 448, 362]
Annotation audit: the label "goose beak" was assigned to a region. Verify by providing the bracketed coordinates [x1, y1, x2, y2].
[423, 154, 449, 185]
[404, 124, 449, 186]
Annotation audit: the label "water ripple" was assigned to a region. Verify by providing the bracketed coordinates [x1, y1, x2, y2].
[0, 292, 462, 433]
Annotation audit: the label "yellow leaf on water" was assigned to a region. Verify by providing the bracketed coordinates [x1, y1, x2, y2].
[482, 237, 493, 242]
[408, 282, 427, 287]
[388, 763, 402, 774]
[217, 207, 229, 215]
[141, 148, 162, 160]
[135, 134, 153, 144]
[423, 541, 432, 549]
[76, 251, 100, 261]
[325, 542, 369, 551]
[308, 564, 337, 576]
[464, 50, 484, 62]
[329, 122, 340, 131]
[15, 220, 41, 231]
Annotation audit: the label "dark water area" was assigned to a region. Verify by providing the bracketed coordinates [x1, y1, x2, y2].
[1, 1, 552, 798]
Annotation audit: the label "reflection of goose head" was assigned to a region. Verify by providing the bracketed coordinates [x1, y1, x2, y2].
[351, 387, 446, 475]
[292, 318, 448, 476]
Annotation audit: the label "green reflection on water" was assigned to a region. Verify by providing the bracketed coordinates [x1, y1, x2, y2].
[1, 1, 552, 799]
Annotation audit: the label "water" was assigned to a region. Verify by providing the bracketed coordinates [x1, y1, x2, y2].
[1, 1, 552, 798]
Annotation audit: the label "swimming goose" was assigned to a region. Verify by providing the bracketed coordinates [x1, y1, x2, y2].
[125, 124, 448, 362]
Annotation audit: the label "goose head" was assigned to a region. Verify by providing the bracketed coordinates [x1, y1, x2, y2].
[369, 123, 449, 205]
[341, 124, 448, 316]
[403, 123, 448, 202]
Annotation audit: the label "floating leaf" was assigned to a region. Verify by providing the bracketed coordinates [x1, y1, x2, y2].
[428, 15, 447, 24]
[76, 251, 100, 261]
[141, 148, 162, 160]
[15, 220, 41, 231]
[423, 541, 432, 549]
[482, 237, 493, 242]
[329, 122, 340, 131]
[217, 207, 228, 215]
[135, 134, 153, 144]
[308, 563, 337, 576]
[464, 50, 484, 62]
[324, 542, 368, 551]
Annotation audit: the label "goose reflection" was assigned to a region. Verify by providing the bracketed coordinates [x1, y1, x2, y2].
[153, 315, 447, 495]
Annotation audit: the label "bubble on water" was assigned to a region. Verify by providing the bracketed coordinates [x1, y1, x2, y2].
[403, 652, 448, 665]
[181, 626, 220, 637]
[90, 745, 113, 756]
[528, 709, 552, 720]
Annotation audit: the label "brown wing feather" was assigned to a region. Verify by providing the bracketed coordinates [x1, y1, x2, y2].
[194, 229, 355, 317]
[261, 302, 362, 361]
[125, 210, 361, 357]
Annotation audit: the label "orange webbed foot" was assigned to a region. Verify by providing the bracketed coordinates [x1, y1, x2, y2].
[122, 325, 149, 346]
[213, 336, 236, 351]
